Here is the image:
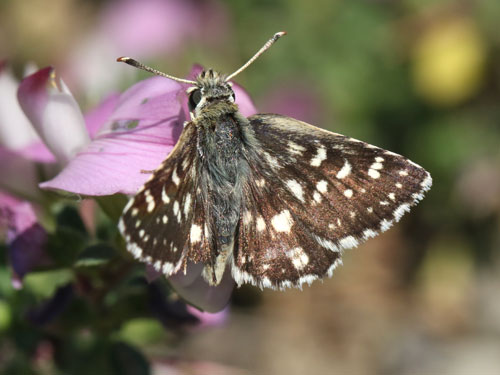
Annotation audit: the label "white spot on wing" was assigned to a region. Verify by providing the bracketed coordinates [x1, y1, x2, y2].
[263, 152, 281, 169]
[380, 219, 392, 232]
[154, 260, 162, 271]
[256, 216, 266, 231]
[162, 188, 170, 203]
[344, 189, 353, 198]
[339, 236, 359, 249]
[147, 200, 155, 212]
[394, 203, 410, 221]
[336, 160, 351, 179]
[123, 198, 134, 213]
[288, 141, 306, 155]
[316, 180, 328, 193]
[363, 229, 377, 240]
[313, 191, 322, 203]
[368, 168, 381, 179]
[271, 210, 293, 232]
[421, 173, 433, 190]
[190, 224, 202, 244]
[287, 247, 309, 270]
[310, 145, 327, 167]
[184, 193, 192, 217]
[256, 179, 266, 187]
[313, 235, 339, 252]
[243, 211, 252, 225]
[286, 179, 305, 202]
[162, 263, 174, 274]
[172, 168, 180, 186]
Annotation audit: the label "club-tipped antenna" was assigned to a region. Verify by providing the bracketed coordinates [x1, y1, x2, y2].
[116, 57, 197, 85]
[225, 31, 287, 82]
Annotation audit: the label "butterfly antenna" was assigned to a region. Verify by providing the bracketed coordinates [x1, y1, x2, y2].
[225, 31, 287, 82]
[116, 57, 197, 85]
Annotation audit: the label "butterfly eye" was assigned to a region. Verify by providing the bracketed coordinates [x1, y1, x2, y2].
[188, 89, 202, 111]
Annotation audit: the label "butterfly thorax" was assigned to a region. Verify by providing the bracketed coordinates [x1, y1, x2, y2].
[191, 76, 252, 284]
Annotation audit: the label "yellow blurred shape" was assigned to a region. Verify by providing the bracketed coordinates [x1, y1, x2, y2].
[412, 18, 486, 106]
[118, 318, 165, 346]
[416, 236, 475, 334]
[0, 300, 12, 332]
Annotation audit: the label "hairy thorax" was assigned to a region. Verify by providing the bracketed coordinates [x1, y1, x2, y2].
[194, 101, 251, 283]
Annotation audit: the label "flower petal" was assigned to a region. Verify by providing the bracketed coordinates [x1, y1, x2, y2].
[168, 262, 234, 313]
[85, 92, 120, 138]
[41, 67, 258, 196]
[40, 76, 185, 196]
[18, 67, 90, 165]
[100, 0, 200, 57]
[0, 194, 49, 281]
[231, 81, 258, 117]
[186, 305, 229, 328]
[0, 147, 55, 201]
[0, 62, 40, 150]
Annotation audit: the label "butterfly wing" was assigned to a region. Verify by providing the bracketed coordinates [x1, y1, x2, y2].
[119, 122, 212, 275]
[232, 114, 432, 289]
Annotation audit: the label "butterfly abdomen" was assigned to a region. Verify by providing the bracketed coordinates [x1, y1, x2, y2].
[197, 112, 250, 256]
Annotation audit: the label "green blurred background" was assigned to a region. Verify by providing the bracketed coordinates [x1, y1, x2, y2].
[1, 0, 500, 374]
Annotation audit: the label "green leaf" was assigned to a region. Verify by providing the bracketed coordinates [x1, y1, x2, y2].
[118, 318, 165, 346]
[46, 227, 88, 267]
[75, 244, 117, 267]
[0, 300, 12, 331]
[96, 194, 128, 224]
[56, 206, 88, 235]
[23, 269, 73, 299]
[110, 341, 151, 375]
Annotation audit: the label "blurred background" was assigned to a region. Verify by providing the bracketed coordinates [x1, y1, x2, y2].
[1, 0, 500, 374]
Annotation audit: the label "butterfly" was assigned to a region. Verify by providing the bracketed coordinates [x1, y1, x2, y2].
[117, 32, 432, 290]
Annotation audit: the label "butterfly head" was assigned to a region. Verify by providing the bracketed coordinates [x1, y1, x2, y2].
[186, 69, 235, 115]
[117, 32, 286, 115]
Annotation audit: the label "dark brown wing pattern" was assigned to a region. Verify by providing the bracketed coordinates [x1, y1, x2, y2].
[119, 123, 211, 275]
[232, 114, 432, 289]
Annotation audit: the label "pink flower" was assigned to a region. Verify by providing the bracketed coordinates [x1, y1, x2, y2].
[0, 64, 56, 201]
[1, 65, 98, 285]
[0, 62, 40, 154]
[41, 66, 257, 196]
[17, 67, 91, 165]
[63, 0, 228, 99]
[186, 304, 229, 327]
[0, 193, 50, 287]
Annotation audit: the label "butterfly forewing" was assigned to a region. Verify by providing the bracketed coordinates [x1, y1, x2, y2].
[119, 123, 210, 275]
[231, 114, 431, 289]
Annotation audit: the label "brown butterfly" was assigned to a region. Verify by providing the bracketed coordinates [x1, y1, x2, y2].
[118, 32, 432, 290]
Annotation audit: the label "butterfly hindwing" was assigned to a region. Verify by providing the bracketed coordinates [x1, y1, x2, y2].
[119, 123, 210, 275]
[232, 114, 432, 289]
